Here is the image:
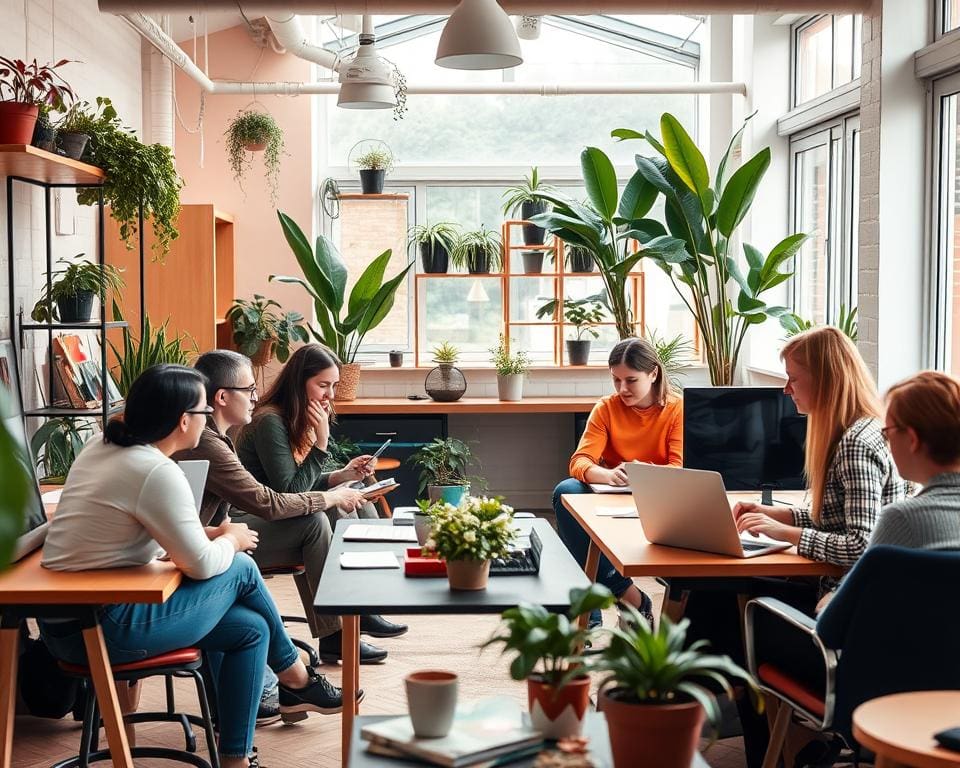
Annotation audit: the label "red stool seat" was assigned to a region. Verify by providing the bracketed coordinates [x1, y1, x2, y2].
[59, 648, 201, 676]
[758, 662, 826, 718]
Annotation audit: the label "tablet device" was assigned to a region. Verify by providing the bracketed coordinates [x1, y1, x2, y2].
[368, 438, 392, 464]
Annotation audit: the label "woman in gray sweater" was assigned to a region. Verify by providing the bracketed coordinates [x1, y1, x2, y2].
[873, 370, 960, 548]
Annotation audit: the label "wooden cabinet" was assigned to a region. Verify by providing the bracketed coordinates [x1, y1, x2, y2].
[107, 204, 235, 352]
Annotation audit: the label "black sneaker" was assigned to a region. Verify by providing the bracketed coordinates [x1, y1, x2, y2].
[278, 669, 364, 718]
[248, 747, 261, 767]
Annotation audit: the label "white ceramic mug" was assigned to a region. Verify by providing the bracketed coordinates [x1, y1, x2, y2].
[414, 513, 432, 547]
[405, 670, 458, 738]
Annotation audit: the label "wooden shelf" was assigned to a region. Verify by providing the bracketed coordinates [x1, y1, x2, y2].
[25, 404, 123, 418]
[415, 273, 504, 278]
[21, 321, 128, 331]
[338, 193, 409, 200]
[0, 144, 104, 185]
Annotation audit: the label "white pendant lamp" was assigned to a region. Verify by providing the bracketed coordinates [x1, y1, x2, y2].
[435, 0, 523, 71]
[337, 15, 397, 110]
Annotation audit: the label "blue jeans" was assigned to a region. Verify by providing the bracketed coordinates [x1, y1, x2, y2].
[41, 555, 299, 759]
[553, 478, 633, 598]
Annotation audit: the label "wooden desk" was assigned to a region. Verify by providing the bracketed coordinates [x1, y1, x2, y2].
[314, 518, 590, 766]
[336, 397, 597, 415]
[854, 692, 960, 768]
[560, 492, 845, 580]
[0, 551, 182, 768]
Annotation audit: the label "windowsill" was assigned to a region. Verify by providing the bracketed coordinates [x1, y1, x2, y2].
[355, 363, 710, 374]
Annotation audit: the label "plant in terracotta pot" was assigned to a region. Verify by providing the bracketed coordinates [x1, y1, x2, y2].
[225, 109, 285, 205]
[452, 227, 503, 274]
[424, 341, 467, 403]
[225, 294, 309, 375]
[575, 609, 761, 768]
[536, 297, 607, 366]
[30, 255, 125, 324]
[355, 145, 394, 194]
[501, 167, 558, 246]
[272, 210, 413, 401]
[482, 583, 616, 739]
[490, 334, 529, 402]
[408, 221, 460, 274]
[410, 436, 479, 505]
[0, 57, 75, 145]
[420, 494, 514, 591]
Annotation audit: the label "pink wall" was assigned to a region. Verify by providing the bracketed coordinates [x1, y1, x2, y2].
[173, 25, 316, 331]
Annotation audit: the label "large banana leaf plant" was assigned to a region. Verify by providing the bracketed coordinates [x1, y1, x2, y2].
[272, 211, 413, 363]
[611, 113, 808, 385]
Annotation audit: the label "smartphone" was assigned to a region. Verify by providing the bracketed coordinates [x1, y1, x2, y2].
[367, 438, 392, 464]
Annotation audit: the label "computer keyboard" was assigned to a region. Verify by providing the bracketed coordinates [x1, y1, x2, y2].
[740, 540, 770, 552]
[490, 528, 542, 576]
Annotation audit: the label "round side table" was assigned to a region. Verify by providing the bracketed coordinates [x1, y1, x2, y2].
[853, 691, 960, 768]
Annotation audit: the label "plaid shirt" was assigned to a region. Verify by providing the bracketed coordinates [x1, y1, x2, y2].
[791, 417, 908, 589]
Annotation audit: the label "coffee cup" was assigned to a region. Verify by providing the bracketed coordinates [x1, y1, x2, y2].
[405, 670, 458, 738]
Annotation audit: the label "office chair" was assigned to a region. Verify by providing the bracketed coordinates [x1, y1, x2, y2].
[745, 546, 960, 768]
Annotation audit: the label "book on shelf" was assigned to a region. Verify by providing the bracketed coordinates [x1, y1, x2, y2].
[51, 333, 122, 409]
[360, 706, 543, 768]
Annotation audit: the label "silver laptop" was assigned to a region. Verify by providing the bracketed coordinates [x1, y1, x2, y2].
[624, 464, 793, 558]
[178, 460, 210, 512]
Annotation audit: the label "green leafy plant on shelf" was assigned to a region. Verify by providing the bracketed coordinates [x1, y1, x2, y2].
[355, 146, 394, 171]
[271, 211, 413, 364]
[780, 303, 858, 343]
[0, 56, 75, 107]
[225, 294, 309, 365]
[30, 416, 96, 484]
[67, 97, 183, 257]
[108, 301, 197, 396]
[225, 109, 285, 205]
[489, 333, 529, 376]
[501, 166, 558, 217]
[431, 341, 460, 364]
[452, 227, 503, 273]
[410, 437, 481, 496]
[536, 297, 607, 341]
[30, 255, 125, 323]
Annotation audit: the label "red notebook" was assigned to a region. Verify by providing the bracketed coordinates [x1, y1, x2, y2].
[403, 548, 447, 577]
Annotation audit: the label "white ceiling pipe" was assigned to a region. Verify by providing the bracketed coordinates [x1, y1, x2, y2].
[265, 13, 340, 71]
[122, 13, 217, 91]
[101, 1, 874, 13]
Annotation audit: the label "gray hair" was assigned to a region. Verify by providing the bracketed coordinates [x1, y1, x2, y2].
[194, 350, 252, 402]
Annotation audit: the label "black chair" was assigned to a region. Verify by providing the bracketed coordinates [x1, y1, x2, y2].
[745, 546, 960, 768]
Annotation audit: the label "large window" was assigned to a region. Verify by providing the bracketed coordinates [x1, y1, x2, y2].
[321, 15, 702, 365]
[793, 15, 861, 107]
[932, 74, 960, 375]
[789, 116, 860, 326]
[942, 0, 960, 36]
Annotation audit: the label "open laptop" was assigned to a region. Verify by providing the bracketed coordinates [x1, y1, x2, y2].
[624, 464, 793, 558]
[177, 460, 210, 512]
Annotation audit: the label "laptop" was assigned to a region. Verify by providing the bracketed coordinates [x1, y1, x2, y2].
[624, 464, 793, 558]
[177, 460, 210, 512]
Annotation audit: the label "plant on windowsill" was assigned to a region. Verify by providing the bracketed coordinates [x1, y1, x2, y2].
[271, 210, 413, 401]
[225, 108, 285, 206]
[536, 297, 607, 366]
[30, 255, 125, 324]
[501, 166, 558, 246]
[355, 145, 394, 194]
[481, 583, 616, 738]
[30, 416, 97, 484]
[648, 329, 696, 392]
[424, 341, 466, 403]
[780, 303, 858, 343]
[410, 436, 480, 506]
[572, 610, 761, 768]
[490, 334, 529, 402]
[0, 56, 75, 145]
[452, 226, 503, 274]
[418, 494, 515, 591]
[408, 222, 460, 274]
[225, 294, 309, 376]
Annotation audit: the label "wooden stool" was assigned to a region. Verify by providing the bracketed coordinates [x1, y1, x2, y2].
[55, 648, 218, 768]
[372, 457, 401, 518]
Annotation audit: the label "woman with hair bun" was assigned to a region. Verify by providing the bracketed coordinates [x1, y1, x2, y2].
[41, 364, 358, 768]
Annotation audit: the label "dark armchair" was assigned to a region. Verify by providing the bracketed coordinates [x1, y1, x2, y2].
[745, 546, 960, 768]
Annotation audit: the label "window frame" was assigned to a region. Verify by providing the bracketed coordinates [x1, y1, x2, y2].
[790, 14, 861, 109]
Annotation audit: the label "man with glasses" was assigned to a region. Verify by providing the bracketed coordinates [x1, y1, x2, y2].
[174, 351, 397, 722]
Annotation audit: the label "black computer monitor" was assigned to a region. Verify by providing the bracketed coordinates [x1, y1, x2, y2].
[682, 387, 807, 505]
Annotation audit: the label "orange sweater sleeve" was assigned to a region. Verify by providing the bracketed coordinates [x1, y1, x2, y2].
[569, 400, 612, 482]
[665, 399, 684, 467]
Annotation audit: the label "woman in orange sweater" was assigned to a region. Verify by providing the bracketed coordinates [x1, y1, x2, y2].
[552, 337, 683, 625]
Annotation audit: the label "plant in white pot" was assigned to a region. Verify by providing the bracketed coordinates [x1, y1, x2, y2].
[536, 297, 607, 366]
[482, 583, 615, 739]
[490, 334, 529, 401]
[575, 608, 761, 768]
[420, 494, 514, 591]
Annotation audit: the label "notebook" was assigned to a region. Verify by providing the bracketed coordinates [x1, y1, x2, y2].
[343, 524, 418, 543]
[588, 482, 632, 494]
[340, 552, 400, 569]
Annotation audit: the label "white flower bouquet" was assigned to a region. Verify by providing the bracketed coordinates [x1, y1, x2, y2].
[419, 495, 516, 562]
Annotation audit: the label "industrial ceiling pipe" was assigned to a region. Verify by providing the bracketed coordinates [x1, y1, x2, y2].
[100, 1, 874, 15]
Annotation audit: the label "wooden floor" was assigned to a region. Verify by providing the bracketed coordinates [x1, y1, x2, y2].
[10, 574, 748, 767]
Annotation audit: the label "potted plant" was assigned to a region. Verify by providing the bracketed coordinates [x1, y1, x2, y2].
[536, 297, 607, 365]
[482, 584, 616, 738]
[424, 341, 467, 403]
[225, 294, 309, 372]
[30, 255, 125, 323]
[453, 227, 503, 274]
[410, 437, 479, 505]
[225, 109, 285, 205]
[520, 246, 552, 275]
[32, 103, 57, 152]
[108, 302, 197, 396]
[408, 222, 460, 274]
[419, 495, 514, 591]
[67, 97, 183, 258]
[780, 303, 858, 342]
[501, 167, 558, 246]
[272, 211, 413, 401]
[55, 100, 93, 159]
[490, 334, 529, 401]
[29, 416, 96, 484]
[566, 244, 595, 273]
[0, 57, 75, 145]
[575, 608, 761, 768]
[355, 146, 393, 194]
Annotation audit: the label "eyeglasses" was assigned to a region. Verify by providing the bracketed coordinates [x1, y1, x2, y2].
[880, 425, 901, 442]
[186, 406, 215, 416]
[221, 384, 258, 396]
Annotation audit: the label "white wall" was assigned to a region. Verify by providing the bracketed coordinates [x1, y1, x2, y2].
[0, 1, 142, 411]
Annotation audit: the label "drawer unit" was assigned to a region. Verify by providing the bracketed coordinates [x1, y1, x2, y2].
[333, 414, 446, 509]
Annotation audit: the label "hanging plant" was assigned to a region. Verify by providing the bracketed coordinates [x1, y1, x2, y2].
[225, 108, 285, 205]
